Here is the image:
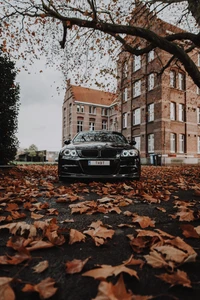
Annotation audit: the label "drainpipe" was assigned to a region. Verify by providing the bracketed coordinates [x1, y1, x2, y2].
[145, 53, 148, 158]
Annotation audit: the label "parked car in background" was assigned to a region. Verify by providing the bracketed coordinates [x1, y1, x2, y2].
[58, 130, 141, 181]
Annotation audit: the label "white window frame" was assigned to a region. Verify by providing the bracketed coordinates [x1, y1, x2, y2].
[170, 102, 176, 120]
[198, 136, 200, 153]
[77, 120, 83, 132]
[122, 113, 127, 129]
[148, 103, 154, 122]
[178, 72, 185, 90]
[81, 105, 84, 113]
[178, 104, 185, 122]
[122, 61, 128, 79]
[89, 106, 96, 115]
[122, 88, 128, 102]
[148, 50, 155, 62]
[133, 80, 141, 98]
[133, 55, 141, 72]
[170, 133, 176, 153]
[89, 121, 95, 131]
[170, 70, 176, 88]
[148, 134, 154, 153]
[134, 136, 141, 151]
[179, 134, 185, 153]
[133, 108, 140, 125]
[102, 120, 108, 130]
[148, 73, 155, 91]
[77, 104, 80, 112]
[198, 107, 200, 124]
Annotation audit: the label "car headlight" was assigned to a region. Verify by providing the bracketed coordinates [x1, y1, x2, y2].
[63, 149, 78, 157]
[121, 149, 138, 157]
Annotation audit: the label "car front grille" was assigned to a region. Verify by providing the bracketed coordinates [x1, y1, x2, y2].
[79, 149, 118, 158]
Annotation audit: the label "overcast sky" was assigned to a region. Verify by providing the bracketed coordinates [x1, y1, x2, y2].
[16, 58, 65, 152]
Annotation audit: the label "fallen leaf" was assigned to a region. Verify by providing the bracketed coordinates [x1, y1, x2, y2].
[83, 263, 138, 280]
[65, 257, 90, 274]
[33, 260, 49, 273]
[93, 274, 133, 300]
[0, 277, 15, 300]
[69, 229, 86, 244]
[22, 277, 57, 299]
[156, 269, 191, 287]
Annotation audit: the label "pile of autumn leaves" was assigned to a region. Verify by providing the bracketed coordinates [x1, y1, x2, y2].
[0, 165, 200, 299]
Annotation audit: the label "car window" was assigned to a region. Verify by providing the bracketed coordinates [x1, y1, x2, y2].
[73, 132, 127, 144]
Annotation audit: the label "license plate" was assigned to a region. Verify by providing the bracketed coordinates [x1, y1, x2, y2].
[88, 161, 110, 166]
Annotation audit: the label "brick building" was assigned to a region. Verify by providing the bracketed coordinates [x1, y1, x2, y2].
[117, 4, 200, 164]
[62, 80, 118, 145]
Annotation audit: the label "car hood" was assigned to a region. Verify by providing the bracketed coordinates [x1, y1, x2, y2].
[63, 142, 135, 150]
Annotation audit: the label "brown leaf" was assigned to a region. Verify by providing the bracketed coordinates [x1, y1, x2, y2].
[180, 224, 200, 238]
[22, 277, 57, 299]
[156, 270, 191, 288]
[32, 260, 49, 273]
[65, 257, 90, 274]
[144, 250, 171, 269]
[26, 240, 54, 251]
[0, 277, 15, 300]
[93, 274, 133, 300]
[83, 263, 138, 280]
[132, 215, 155, 228]
[69, 229, 86, 244]
[84, 221, 114, 246]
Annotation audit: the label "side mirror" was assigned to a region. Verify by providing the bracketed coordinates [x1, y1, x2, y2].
[129, 140, 136, 146]
[64, 140, 71, 145]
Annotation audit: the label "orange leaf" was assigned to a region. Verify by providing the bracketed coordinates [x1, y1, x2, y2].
[156, 269, 191, 287]
[65, 257, 90, 274]
[22, 277, 57, 299]
[69, 229, 86, 244]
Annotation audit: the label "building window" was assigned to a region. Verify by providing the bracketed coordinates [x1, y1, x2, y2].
[101, 108, 108, 116]
[179, 134, 185, 153]
[148, 103, 154, 122]
[122, 113, 127, 129]
[77, 120, 83, 132]
[102, 120, 108, 130]
[89, 106, 96, 114]
[148, 50, 154, 62]
[133, 55, 141, 72]
[178, 72, 185, 90]
[170, 70, 176, 88]
[77, 104, 84, 113]
[148, 134, 154, 153]
[198, 107, 200, 123]
[122, 88, 128, 102]
[133, 108, 140, 125]
[198, 136, 200, 153]
[134, 136, 141, 151]
[178, 104, 185, 122]
[170, 133, 176, 153]
[122, 61, 128, 79]
[69, 103, 72, 114]
[170, 102, 176, 120]
[133, 80, 141, 98]
[148, 73, 155, 91]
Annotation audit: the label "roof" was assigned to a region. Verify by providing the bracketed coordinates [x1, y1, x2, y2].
[70, 85, 116, 106]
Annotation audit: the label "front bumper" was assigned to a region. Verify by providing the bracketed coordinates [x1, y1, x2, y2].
[58, 157, 141, 179]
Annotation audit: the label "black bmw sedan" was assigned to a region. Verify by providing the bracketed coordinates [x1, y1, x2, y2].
[58, 130, 141, 181]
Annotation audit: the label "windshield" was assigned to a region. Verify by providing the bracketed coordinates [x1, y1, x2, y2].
[73, 132, 127, 144]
